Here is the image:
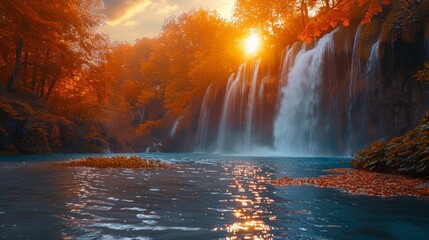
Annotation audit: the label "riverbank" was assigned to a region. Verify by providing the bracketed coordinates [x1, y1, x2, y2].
[0, 90, 108, 154]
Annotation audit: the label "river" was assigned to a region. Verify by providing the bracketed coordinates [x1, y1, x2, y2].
[0, 153, 428, 239]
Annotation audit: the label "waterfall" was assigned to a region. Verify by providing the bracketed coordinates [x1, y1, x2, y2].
[273, 29, 338, 156]
[195, 83, 213, 150]
[243, 59, 261, 149]
[215, 68, 244, 152]
[278, 42, 302, 87]
[193, 26, 426, 156]
[169, 117, 182, 138]
[364, 39, 382, 137]
[365, 40, 380, 78]
[347, 26, 362, 151]
[214, 60, 265, 152]
[258, 75, 269, 107]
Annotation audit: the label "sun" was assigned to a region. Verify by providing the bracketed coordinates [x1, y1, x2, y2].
[244, 32, 262, 56]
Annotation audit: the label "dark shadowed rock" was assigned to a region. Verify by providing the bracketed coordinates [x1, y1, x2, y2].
[351, 111, 429, 178]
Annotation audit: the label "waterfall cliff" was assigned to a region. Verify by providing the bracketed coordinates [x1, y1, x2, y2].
[194, 24, 429, 155]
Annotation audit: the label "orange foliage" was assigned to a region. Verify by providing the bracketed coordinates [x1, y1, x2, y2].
[298, 0, 404, 43]
[271, 168, 429, 197]
[50, 156, 169, 169]
[152, 9, 241, 117]
[0, 0, 106, 93]
[135, 120, 162, 137]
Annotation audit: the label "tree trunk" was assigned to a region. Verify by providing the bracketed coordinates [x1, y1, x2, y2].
[7, 37, 24, 92]
[47, 53, 64, 100]
[31, 48, 39, 91]
[46, 77, 58, 100]
[23, 51, 29, 87]
[39, 50, 50, 97]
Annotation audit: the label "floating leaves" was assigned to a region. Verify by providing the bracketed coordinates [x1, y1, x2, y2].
[50, 156, 169, 169]
[270, 168, 429, 198]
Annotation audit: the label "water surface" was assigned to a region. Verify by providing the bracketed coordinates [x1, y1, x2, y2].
[0, 153, 428, 239]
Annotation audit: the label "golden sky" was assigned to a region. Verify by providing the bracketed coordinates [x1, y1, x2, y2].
[100, 0, 235, 43]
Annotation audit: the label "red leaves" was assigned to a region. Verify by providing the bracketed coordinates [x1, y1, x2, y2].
[50, 156, 169, 169]
[271, 168, 429, 198]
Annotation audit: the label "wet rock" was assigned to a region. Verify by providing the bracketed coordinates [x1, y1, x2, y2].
[351, 111, 429, 178]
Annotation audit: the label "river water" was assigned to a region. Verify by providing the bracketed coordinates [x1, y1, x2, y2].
[0, 153, 428, 239]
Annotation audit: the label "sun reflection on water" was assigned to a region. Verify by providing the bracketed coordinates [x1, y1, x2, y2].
[214, 163, 276, 239]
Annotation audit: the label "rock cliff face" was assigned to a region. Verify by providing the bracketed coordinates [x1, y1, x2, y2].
[351, 112, 429, 178]
[0, 91, 108, 154]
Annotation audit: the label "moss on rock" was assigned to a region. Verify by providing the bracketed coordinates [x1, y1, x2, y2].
[351, 112, 429, 178]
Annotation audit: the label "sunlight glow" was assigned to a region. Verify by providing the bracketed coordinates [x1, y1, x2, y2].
[244, 32, 262, 56]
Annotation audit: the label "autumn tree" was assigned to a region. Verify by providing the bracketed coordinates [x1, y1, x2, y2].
[233, 0, 320, 46]
[0, 0, 106, 95]
[98, 9, 243, 150]
[102, 39, 165, 151]
[145, 9, 241, 117]
[298, 0, 414, 43]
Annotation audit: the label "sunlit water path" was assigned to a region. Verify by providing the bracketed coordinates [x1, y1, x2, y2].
[0, 153, 428, 239]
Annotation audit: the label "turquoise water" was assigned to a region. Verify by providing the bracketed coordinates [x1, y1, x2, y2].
[0, 153, 428, 239]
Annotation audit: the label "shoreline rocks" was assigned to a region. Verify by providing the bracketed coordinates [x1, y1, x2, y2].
[351, 112, 429, 178]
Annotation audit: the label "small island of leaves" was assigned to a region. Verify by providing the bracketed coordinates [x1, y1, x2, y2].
[50, 156, 170, 169]
[270, 168, 429, 198]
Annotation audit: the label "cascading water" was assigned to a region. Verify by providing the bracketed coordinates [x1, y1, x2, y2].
[364, 39, 382, 137]
[169, 117, 182, 139]
[213, 60, 267, 153]
[194, 26, 427, 156]
[258, 75, 269, 107]
[278, 42, 302, 86]
[215, 67, 245, 152]
[347, 26, 362, 152]
[365, 40, 380, 79]
[243, 59, 261, 149]
[273, 29, 337, 156]
[195, 83, 213, 151]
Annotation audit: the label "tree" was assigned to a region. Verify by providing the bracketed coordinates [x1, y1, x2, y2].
[144, 9, 241, 117]
[298, 0, 402, 43]
[0, 0, 106, 93]
[233, 0, 298, 46]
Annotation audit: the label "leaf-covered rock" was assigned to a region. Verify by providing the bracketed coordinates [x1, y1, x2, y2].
[351, 111, 429, 178]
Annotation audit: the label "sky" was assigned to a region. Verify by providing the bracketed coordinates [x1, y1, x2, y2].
[99, 0, 236, 43]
